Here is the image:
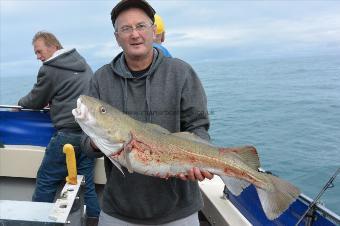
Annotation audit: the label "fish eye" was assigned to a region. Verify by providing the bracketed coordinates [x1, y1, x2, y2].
[100, 106, 106, 114]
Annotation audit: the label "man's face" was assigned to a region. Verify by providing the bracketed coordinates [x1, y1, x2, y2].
[114, 8, 156, 60]
[33, 38, 57, 62]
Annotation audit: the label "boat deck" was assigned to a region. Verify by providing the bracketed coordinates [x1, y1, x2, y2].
[0, 176, 88, 226]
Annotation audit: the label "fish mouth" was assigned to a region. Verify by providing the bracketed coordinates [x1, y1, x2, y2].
[72, 97, 88, 121]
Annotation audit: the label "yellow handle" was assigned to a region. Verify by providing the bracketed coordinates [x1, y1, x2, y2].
[63, 144, 77, 185]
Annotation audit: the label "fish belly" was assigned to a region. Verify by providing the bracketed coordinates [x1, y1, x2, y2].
[124, 147, 198, 178]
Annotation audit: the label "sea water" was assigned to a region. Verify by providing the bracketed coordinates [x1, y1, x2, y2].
[195, 54, 340, 215]
[1, 54, 339, 215]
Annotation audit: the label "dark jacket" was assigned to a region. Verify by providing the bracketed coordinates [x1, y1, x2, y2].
[81, 48, 210, 224]
[18, 49, 93, 131]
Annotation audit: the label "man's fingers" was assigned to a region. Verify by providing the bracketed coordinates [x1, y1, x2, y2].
[90, 139, 98, 149]
[177, 168, 214, 181]
[201, 170, 214, 180]
[178, 173, 187, 181]
[193, 167, 204, 181]
[187, 168, 196, 181]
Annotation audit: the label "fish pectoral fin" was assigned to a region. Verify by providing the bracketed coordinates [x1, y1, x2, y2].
[145, 123, 170, 134]
[107, 156, 125, 176]
[171, 132, 212, 146]
[219, 146, 260, 170]
[122, 140, 134, 173]
[220, 175, 250, 196]
[256, 174, 300, 220]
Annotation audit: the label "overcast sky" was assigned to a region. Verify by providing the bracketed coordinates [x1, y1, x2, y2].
[1, 0, 340, 77]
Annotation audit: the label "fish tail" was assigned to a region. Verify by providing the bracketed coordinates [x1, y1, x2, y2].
[256, 174, 300, 220]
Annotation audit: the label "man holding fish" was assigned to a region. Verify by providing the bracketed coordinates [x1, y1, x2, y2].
[79, 0, 213, 225]
[76, 0, 300, 225]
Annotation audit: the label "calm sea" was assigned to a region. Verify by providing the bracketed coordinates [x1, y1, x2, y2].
[1, 54, 340, 215]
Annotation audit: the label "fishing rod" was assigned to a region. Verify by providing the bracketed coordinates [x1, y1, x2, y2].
[0, 104, 23, 109]
[0, 104, 50, 112]
[295, 167, 340, 226]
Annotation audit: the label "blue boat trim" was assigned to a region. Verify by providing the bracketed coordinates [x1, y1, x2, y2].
[0, 109, 55, 147]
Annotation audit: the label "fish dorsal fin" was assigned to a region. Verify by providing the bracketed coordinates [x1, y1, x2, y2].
[172, 132, 212, 146]
[145, 123, 170, 134]
[219, 146, 260, 170]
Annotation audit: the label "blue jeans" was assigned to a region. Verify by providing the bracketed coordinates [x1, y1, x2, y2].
[32, 131, 100, 217]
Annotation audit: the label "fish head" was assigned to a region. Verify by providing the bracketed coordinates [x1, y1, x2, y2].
[72, 95, 125, 156]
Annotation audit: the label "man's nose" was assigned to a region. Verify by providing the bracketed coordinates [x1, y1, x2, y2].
[130, 29, 140, 37]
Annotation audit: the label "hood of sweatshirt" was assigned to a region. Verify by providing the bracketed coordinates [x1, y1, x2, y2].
[109, 48, 165, 122]
[43, 49, 86, 72]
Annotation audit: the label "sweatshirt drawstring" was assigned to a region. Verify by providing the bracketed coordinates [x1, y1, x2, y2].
[120, 78, 128, 114]
[146, 77, 152, 123]
[124, 78, 128, 113]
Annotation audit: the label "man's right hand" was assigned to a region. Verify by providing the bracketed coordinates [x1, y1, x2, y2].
[90, 139, 100, 151]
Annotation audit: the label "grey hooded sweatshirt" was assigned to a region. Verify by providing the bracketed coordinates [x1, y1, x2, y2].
[18, 49, 93, 131]
[81, 49, 210, 224]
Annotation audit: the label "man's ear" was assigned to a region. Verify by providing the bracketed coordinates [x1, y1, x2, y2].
[114, 33, 121, 47]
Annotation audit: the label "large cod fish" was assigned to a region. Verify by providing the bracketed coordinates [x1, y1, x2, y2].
[72, 95, 300, 220]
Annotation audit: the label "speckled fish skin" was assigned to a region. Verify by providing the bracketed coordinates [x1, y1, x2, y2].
[72, 95, 300, 220]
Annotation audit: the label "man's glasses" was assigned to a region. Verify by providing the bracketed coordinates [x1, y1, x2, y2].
[116, 23, 153, 35]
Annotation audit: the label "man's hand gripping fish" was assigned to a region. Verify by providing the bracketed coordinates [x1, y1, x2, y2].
[72, 95, 300, 220]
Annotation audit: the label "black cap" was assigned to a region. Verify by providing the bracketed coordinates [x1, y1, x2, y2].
[111, 0, 156, 27]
